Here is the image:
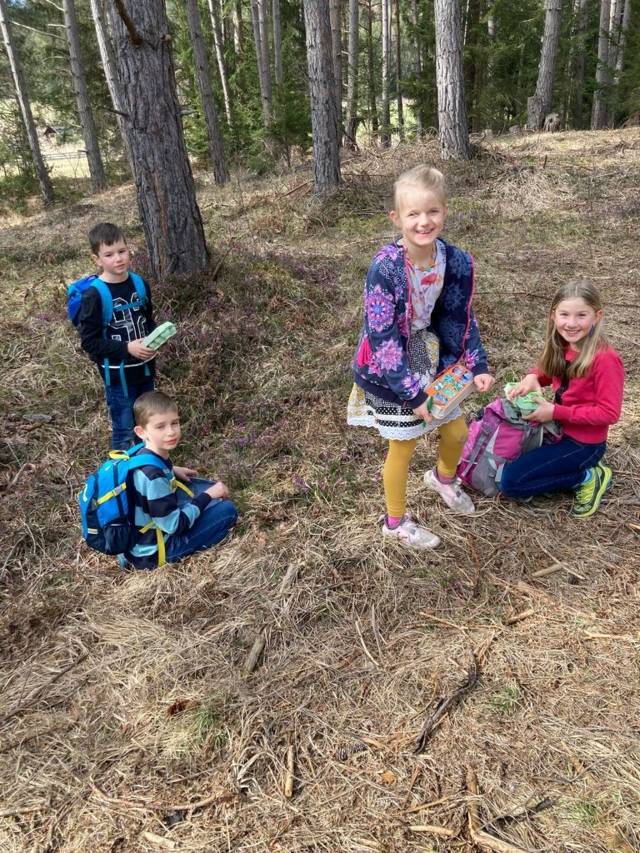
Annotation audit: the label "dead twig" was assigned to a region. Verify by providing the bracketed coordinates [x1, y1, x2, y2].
[1, 653, 89, 724]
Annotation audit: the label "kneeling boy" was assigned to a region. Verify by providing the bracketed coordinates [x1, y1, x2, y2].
[125, 391, 237, 569]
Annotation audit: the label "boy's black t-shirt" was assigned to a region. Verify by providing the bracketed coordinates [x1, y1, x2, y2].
[78, 275, 155, 387]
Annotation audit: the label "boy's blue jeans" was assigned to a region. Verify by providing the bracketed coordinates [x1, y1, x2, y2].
[500, 437, 606, 498]
[165, 478, 238, 563]
[105, 377, 155, 450]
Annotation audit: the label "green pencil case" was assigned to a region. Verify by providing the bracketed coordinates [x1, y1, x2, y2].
[144, 321, 177, 350]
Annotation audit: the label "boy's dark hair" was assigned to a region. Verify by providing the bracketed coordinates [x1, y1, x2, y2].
[88, 222, 126, 254]
[134, 391, 178, 428]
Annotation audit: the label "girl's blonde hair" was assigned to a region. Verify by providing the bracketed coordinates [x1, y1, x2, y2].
[393, 165, 447, 210]
[539, 279, 606, 379]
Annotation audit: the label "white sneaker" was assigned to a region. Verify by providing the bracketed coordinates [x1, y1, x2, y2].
[382, 514, 441, 550]
[424, 468, 475, 515]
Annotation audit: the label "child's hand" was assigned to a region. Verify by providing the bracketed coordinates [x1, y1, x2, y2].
[473, 373, 495, 392]
[127, 339, 156, 361]
[524, 397, 555, 423]
[507, 374, 541, 400]
[206, 481, 229, 499]
[413, 401, 433, 423]
[173, 466, 197, 482]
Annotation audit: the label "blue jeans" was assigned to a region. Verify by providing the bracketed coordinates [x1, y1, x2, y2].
[165, 478, 238, 563]
[104, 377, 155, 450]
[500, 437, 606, 499]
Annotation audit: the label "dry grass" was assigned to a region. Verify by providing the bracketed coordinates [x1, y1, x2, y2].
[1, 130, 639, 852]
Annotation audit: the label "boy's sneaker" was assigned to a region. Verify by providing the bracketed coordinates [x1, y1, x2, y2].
[382, 514, 440, 550]
[423, 469, 475, 515]
[571, 463, 612, 518]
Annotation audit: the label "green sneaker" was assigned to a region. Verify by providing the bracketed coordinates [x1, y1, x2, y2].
[571, 463, 612, 518]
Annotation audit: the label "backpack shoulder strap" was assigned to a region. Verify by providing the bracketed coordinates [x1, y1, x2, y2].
[129, 273, 147, 306]
[126, 453, 170, 475]
[91, 278, 114, 328]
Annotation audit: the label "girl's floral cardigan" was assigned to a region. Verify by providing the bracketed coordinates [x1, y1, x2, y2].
[352, 239, 489, 407]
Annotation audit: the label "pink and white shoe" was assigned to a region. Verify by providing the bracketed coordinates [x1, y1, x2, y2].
[424, 468, 475, 515]
[382, 513, 440, 550]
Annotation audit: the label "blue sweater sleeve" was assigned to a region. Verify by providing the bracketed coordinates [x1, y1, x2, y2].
[133, 467, 211, 536]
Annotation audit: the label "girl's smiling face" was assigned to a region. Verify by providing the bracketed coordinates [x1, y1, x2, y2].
[390, 187, 446, 263]
[552, 297, 603, 350]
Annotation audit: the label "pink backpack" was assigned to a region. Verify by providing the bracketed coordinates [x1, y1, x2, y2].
[456, 398, 560, 496]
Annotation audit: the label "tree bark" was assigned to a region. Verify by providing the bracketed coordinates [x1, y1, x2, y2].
[329, 0, 342, 133]
[380, 0, 391, 146]
[591, 0, 611, 128]
[0, 0, 54, 204]
[186, 0, 228, 184]
[434, 0, 471, 160]
[302, 0, 341, 192]
[410, 0, 422, 137]
[63, 0, 106, 191]
[272, 0, 283, 86]
[232, 0, 243, 55]
[108, 0, 209, 277]
[251, 0, 272, 125]
[527, 0, 563, 131]
[394, 0, 404, 142]
[207, 0, 233, 126]
[89, 0, 131, 165]
[366, 0, 378, 139]
[568, 0, 589, 128]
[344, 0, 359, 148]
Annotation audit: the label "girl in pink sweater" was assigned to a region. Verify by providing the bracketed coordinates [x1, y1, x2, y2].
[500, 280, 624, 517]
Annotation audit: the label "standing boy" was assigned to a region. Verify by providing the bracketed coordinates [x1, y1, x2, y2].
[79, 222, 157, 449]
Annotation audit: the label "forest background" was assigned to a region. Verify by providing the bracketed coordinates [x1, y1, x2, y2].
[1, 1, 640, 852]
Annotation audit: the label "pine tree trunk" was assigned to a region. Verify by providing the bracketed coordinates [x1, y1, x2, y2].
[63, 0, 106, 191]
[186, 0, 228, 184]
[207, 0, 233, 126]
[526, 0, 563, 131]
[344, 0, 359, 148]
[380, 0, 391, 146]
[434, 0, 471, 160]
[89, 0, 130, 166]
[272, 0, 283, 85]
[232, 0, 243, 55]
[329, 0, 342, 133]
[251, 0, 273, 125]
[410, 0, 422, 137]
[394, 0, 404, 141]
[591, 0, 611, 128]
[366, 0, 378, 139]
[568, 0, 589, 128]
[463, 0, 481, 131]
[614, 0, 630, 79]
[302, 0, 341, 192]
[0, 0, 54, 204]
[108, 0, 209, 277]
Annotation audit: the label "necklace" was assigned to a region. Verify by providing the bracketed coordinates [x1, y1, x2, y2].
[408, 244, 437, 270]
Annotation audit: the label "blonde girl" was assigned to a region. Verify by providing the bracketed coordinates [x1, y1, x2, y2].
[501, 280, 624, 517]
[348, 165, 494, 549]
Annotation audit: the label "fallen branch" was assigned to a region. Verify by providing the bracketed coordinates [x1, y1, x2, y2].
[408, 823, 455, 838]
[414, 655, 479, 754]
[466, 769, 530, 853]
[244, 631, 266, 674]
[284, 739, 295, 799]
[505, 608, 535, 626]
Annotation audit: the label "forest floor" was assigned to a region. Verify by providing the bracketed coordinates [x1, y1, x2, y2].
[0, 129, 639, 853]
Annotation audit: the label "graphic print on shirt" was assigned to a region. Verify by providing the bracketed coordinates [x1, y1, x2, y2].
[108, 294, 148, 343]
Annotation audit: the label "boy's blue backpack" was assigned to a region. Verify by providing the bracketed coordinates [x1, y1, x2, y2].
[79, 443, 170, 564]
[66, 272, 147, 328]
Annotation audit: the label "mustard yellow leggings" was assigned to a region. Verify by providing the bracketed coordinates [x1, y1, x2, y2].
[382, 416, 468, 518]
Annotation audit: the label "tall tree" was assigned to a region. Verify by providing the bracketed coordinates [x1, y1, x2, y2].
[251, 0, 273, 126]
[527, 0, 564, 131]
[302, 0, 341, 192]
[231, 0, 243, 55]
[108, 0, 208, 277]
[62, 0, 106, 191]
[394, 0, 404, 142]
[329, 0, 342, 132]
[366, 0, 378, 139]
[272, 0, 283, 86]
[380, 0, 391, 146]
[434, 0, 470, 159]
[0, 0, 54, 204]
[592, 0, 612, 128]
[410, 0, 423, 137]
[186, 0, 228, 184]
[344, 0, 359, 148]
[207, 0, 233, 126]
[89, 0, 130, 163]
[567, 0, 589, 128]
